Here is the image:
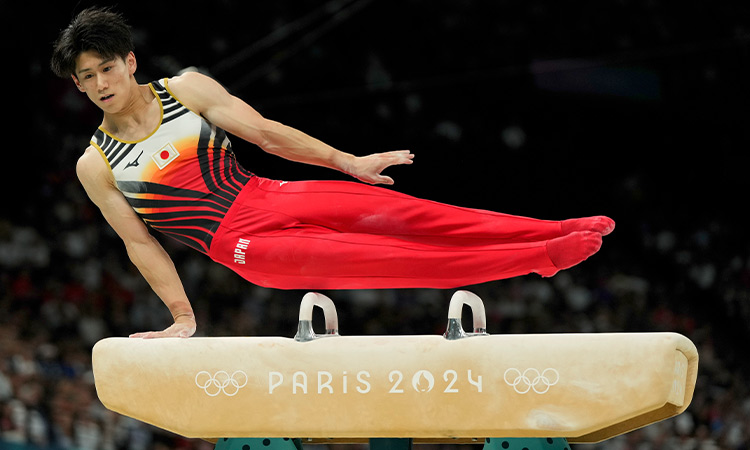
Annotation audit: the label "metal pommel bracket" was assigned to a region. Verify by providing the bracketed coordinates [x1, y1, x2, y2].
[444, 290, 489, 340]
[294, 292, 340, 342]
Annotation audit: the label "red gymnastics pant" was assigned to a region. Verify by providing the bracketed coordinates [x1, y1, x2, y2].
[209, 176, 573, 290]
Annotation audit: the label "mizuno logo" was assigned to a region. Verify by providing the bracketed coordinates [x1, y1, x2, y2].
[125, 150, 144, 169]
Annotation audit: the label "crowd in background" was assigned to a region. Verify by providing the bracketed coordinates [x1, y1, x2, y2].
[2, 192, 750, 450]
[3, 0, 750, 449]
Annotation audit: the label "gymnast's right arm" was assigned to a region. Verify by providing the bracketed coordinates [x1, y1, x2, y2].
[76, 146, 197, 339]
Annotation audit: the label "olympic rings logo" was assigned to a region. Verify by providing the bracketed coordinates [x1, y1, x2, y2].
[503, 368, 559, 394]
[195, 370, 248, 397]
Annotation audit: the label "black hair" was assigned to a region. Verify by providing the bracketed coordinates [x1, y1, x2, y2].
[50, 6, 134, 79]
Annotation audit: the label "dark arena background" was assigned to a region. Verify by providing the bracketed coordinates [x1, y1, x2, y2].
[2, 0, 750, 449]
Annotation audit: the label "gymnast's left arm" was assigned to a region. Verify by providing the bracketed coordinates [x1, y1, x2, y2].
[168, 72, 413, 185]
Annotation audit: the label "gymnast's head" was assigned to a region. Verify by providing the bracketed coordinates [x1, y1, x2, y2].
[50, 7, 135, 100]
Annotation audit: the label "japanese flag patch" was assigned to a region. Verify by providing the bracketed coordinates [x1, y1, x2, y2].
[152, 142, 180, 170]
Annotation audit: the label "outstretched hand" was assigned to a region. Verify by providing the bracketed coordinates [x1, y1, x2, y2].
[129, 316, 196, 339]
[348, 150, 414, 185]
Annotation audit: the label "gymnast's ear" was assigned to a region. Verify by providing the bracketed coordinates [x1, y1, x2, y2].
[126, 51, 137, 76]
[71, 74, 84, 92]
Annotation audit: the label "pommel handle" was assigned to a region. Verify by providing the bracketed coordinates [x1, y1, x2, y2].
[444, 290, 489, 340]
[295, 292, 340, 342]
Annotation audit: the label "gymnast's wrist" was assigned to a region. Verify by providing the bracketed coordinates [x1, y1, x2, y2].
[333, 152, 357, 176]
[172, 311, 195, 323]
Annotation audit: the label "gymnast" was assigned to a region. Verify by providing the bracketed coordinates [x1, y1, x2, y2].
[50, 7, 614, 339]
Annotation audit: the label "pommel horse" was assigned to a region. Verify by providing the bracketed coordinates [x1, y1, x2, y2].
[91, 291, 698, 450]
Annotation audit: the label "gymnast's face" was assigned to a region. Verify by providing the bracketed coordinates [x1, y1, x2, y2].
[72, 50, 137, 113]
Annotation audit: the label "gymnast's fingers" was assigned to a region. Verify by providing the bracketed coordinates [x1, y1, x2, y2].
[129, 322, 196, 339]
[387, 150, 414, 165]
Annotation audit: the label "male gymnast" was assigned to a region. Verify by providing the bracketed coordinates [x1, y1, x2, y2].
[51, 7, 615, 338]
